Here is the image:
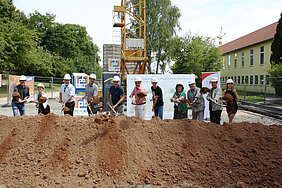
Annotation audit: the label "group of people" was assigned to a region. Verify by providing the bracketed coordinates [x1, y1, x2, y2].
[11, 74, 239, 124]
[11, 74, 122, 117]
[128, 76, 239, 124]
[171, 77, 239, 124]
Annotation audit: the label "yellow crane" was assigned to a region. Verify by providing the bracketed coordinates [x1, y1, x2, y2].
[113, 0, 147, 82]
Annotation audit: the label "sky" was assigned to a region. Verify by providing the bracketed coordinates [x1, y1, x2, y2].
[13, 0, 282, 59]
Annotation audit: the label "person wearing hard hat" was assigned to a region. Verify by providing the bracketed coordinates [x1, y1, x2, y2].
[150, 77, 164, 119]
[107, 76, 124, 114]
[170, 82, 187, 119]
[35, 83, 50, 115]
[11, 75, 30, 116]
[130, 76, 147, 119]
[187, 80, 201, 120]
[83, 74, 99, 115]
[206, 77, 223, 124]
[223, 79, 239, 123]
[59, 74, 75, 116]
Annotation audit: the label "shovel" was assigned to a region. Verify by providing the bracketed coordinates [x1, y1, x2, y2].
[108, 104, 117, 114]
[85, 99, 94, 116]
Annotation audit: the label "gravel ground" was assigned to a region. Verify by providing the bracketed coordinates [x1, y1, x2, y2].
[0, 98, 281, 125]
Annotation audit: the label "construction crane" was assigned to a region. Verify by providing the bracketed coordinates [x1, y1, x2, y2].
[212, 27, 226, 45]
[113, 0, 147, 82]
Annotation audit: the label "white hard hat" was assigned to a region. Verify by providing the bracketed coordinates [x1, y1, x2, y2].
[135, 77, 142, 82]
[113, 76, 121, 82]
[188, 80, 195, 85]
[89, 74, 96, 79]
[19, 75, 27, 81]
[226, 79, 233, 84]
[175, 82, 184, 91]
[63, 74, 71, 80]
[37, 83, 45, 89]
[210, 77, 218, 82]
[151, 77, 158, 82]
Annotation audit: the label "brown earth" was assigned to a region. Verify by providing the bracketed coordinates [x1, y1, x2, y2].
[0, 114, 281, 187]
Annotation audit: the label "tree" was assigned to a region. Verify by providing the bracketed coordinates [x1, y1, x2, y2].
[171, 33, 222, 86]
[270, 13, 282, 65]
[28, 12, 102, 77]
[269, 13, 282, 95]
[28, 11, 56, 40]
[0, 18, 39, 71]
[1, 1, 102, 77]
[268, 62, 282, 96]
[0, 0, 15, 21]
[43, 23, 100, 75]
[146, 0, 181, 74]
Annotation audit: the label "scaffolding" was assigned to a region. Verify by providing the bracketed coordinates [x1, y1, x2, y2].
[113, 0, 147, 81]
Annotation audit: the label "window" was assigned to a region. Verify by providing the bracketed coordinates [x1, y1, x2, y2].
[228, 55, 230, 69]
[245, 76, 249, 85]
[250, 49, 253, 66]
[234, 76, 237, 84]
[250, 76, 253, 85]
[241, 52, 245, 67]
[260, 46, 264, 65]
[238, 76, 240, 84]
[234, 53, 237, 68]
[222, 57, 225, 70]
[255, 75, 258, 85]
[242, 76, 245, 84]
[260, 75, 264, 85]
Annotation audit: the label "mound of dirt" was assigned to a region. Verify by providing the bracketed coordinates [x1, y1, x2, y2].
[0, 114, 281, 187]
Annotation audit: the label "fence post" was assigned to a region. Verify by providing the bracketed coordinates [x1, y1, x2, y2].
[264, 75, 267, 105]
[244, 82, 246, 101]
[6, 74, 10, 105]
[51, 77, 54, 99]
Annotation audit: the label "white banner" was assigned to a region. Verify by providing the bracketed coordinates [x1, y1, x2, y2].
[108, 59, 121, 71]
[202, 72, 221, 120]
[126, 38, 144, 50]
[74, 96, 88, 116]
[127, 74, 195, 120]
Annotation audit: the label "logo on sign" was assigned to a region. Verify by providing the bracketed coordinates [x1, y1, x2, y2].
[108, 59, 120, 71]
[111, 60, 119, 67]
[77, 98, 87, 109]
[77, 76, 87, 85]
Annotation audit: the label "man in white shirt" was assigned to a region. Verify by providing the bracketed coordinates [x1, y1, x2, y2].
[59, 74, 76, 116]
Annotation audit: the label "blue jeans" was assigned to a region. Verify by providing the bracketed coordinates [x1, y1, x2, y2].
[12, 102, 25, 116]
[154, 105, 163, 119]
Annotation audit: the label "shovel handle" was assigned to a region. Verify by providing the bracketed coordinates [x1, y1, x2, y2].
[108, 104, 117, 114]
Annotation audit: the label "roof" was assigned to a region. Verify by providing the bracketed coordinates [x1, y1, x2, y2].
[220, 22, 278, 55]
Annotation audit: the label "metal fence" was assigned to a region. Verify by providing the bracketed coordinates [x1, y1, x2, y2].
[0, 74, 102, 106]
[221, 76, 282, 105]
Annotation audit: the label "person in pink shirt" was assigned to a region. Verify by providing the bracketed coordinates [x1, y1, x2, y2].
[130, 77, 147, 119]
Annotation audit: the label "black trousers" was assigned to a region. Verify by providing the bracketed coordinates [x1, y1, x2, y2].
[210, 110, 222, 124]
[38, 104, 50, 115]
[64, 101, 75, 116]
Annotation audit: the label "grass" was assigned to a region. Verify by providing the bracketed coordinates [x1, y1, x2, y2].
[272, 100, 282, 105]
[34, 81, 61, 93]
[231, 90, 265, 103]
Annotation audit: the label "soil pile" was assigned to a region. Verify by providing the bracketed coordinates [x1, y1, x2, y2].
[0, 114, 281, 187]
